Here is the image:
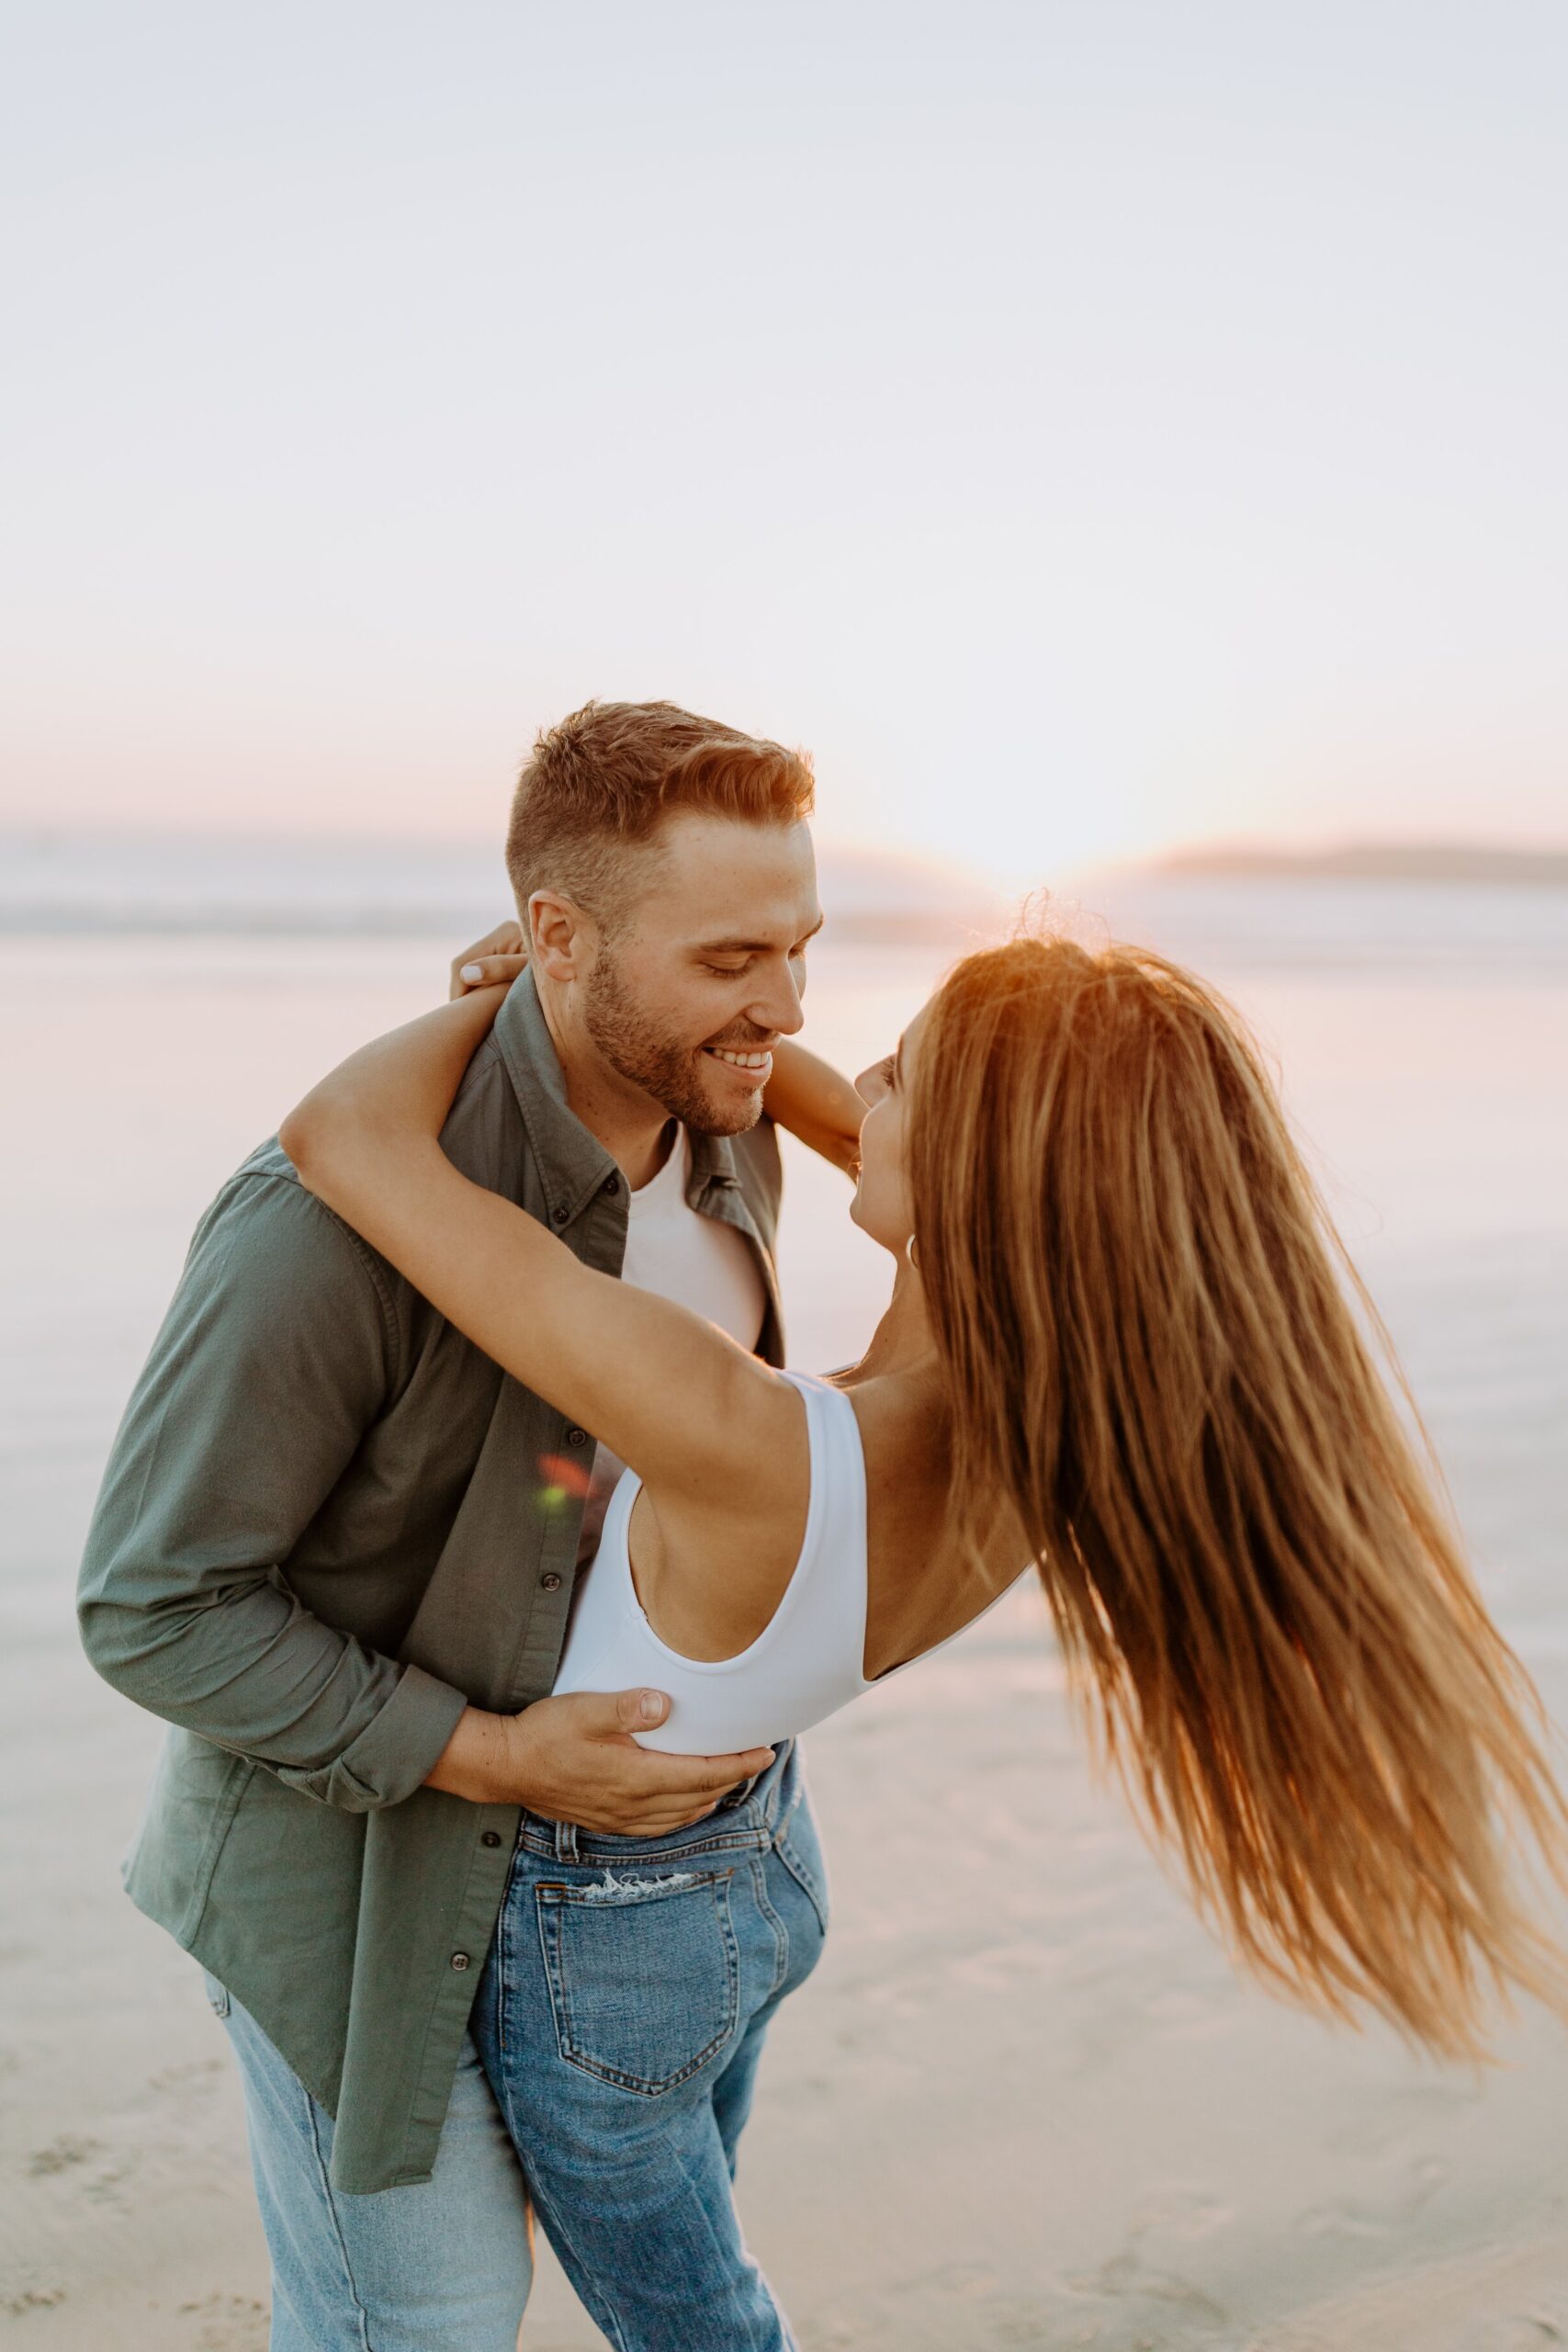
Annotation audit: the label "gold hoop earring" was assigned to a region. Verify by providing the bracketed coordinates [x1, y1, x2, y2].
[906, 1234, 921, 1271]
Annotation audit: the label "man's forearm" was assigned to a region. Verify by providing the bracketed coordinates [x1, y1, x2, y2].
[77, 1168, 467, 1813]
[81, 1574, 469, 1812]
[423, 1702, 513, 1804]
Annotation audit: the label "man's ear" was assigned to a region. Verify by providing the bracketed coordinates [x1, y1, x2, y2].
[527, 889, 594, 984]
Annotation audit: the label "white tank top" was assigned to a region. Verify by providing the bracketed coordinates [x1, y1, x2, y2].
[552, 1374, 1020, 1758]
[550, 1370, 1006, 1753]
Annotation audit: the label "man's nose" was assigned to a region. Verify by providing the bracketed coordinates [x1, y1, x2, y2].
[748, 959, 807, 1040]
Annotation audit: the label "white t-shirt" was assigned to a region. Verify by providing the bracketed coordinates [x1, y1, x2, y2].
[574, 1125, 767, 1569]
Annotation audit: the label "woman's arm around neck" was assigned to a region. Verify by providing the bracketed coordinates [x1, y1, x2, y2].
[279, 989, 806, 1527]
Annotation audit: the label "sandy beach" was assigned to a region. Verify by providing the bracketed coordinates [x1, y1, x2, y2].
[4, 918, 1567, 2348]
[6, 1584, 1568, 2350]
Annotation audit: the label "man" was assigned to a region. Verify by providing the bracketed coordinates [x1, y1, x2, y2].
[78, 700, 825, 2350]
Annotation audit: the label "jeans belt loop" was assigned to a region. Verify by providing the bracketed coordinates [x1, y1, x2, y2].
[554, 1817, 579, 1862]
[761, 1738, 790, 1833]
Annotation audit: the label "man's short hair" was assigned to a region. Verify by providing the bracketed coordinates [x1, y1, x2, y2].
[506, 700, 815, 925]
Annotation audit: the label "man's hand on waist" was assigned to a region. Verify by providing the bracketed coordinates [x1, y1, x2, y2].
[423, 1690, 774, 1835]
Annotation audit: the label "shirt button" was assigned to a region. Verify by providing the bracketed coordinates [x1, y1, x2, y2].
[450, 1951, 470, 1972]
[551, 1204, 570, 1227]
[540, 1572, 562, 1592]
[566, 1426, 587, 1447]
[602, 1173, 620, 1196]
[480, 1830, 502, 1849]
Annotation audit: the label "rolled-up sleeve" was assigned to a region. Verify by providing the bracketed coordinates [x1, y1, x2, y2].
[77, 1172, 468, 1811]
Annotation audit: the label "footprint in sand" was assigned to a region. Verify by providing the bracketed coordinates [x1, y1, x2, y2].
[4, 2287, 68, 2319]
[1459, 2315, 1565, 2352]
[1300, 2154, 1451, 2239]
[25, 2133, 105, 2176]
[1069, 2246, 1230, 2324]
[179, 2291, 269, 2351]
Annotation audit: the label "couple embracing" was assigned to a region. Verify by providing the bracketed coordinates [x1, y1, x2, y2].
[81, 700, 1568, 2350]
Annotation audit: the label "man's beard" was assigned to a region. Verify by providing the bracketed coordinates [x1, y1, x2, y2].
[582, 951, 766, 1137]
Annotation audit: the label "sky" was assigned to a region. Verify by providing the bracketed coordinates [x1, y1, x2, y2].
[3, 0, 1565, 885]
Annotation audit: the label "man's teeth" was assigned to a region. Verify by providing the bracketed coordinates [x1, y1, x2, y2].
[706, 1047, 772, 1070]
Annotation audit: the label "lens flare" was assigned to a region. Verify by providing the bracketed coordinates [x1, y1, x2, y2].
[536, 1452, 594, 1501]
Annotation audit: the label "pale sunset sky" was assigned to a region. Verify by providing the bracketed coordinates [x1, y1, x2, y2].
[3, 1, 1564, 886]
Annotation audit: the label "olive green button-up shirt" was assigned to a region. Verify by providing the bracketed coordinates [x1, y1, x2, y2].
[77, 972, 784, 2192]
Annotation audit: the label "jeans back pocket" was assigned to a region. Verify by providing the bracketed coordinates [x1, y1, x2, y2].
[536, 1867, 741, 2096]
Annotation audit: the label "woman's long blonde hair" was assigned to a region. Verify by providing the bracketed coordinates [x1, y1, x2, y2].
[909, 932, 1568, 2056]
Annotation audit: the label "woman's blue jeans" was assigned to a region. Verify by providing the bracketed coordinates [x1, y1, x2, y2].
[471, 1739, 829, 2352]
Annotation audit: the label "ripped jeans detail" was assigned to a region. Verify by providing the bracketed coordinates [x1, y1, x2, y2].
[579, 1865, 697, 1905]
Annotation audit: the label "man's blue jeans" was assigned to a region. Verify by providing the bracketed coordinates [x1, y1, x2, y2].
[471, 1742, 827, 2352]
[208, 1977, 532, 2351]
[211, 1746, 825, 2352]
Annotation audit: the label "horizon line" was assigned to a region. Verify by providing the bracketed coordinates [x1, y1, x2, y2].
[5, 818, 1568, 870]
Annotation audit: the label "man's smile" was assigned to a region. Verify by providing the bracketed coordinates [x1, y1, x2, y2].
[704, 1044, 775, 1083]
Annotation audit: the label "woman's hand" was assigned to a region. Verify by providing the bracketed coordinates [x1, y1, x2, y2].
[451, 919, 529, 1001]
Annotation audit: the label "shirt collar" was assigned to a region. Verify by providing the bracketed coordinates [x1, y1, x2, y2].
[687, 1125, 741, 1195]
[489, 970, 616, 1228]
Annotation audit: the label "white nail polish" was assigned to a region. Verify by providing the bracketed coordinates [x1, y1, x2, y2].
[460, 965, 484, 983]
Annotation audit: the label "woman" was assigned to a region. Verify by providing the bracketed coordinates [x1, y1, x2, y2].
[280, 930, 1568, 2352]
